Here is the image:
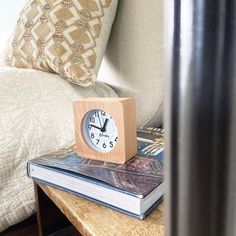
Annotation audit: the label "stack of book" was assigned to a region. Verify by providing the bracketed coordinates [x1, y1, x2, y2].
[27, 127, 164, 219]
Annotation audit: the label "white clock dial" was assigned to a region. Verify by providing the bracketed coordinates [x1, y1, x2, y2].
[82, 109, 118, 153]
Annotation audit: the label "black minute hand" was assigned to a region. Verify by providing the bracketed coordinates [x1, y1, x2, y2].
[101, 118, 108, 132]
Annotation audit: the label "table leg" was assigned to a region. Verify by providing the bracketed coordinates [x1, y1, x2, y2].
[34, 183, 74, 236]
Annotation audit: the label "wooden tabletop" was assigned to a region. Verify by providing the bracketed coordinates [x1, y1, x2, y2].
[38, 183, 164, 236]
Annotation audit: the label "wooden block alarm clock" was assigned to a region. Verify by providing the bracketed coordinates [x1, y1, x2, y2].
[73, 98, 137, 164]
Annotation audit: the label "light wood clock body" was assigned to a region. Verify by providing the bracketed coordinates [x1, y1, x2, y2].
[73, 98, 137, 164]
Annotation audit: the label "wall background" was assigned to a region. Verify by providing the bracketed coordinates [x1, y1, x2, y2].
[0, 0, 27, 59]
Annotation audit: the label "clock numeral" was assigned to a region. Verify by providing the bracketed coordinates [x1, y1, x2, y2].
[109, 141, 113, 148]
[91, 133, 94, 139]
[94, 111, 98, 117]
[102, 112, 106, 116]
[96, 139, 100, 145]
[90, 117, 95, 123]
[115, 137, 118, 142]
[88, 125, 92, 130]
[102, 143, 106, 149]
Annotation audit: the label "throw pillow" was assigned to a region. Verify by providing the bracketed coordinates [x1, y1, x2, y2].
[5, 0, 118, 87]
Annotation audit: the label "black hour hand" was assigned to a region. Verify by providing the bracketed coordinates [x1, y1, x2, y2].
[89, 124, 102, 130]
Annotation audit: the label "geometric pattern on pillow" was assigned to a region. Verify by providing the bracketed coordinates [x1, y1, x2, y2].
[5, 0, 118, 87]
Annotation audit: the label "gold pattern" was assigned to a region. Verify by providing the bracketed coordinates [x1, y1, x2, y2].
[5, 0, 114, 87]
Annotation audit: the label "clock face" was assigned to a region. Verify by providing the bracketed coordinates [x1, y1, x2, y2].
[82, 109, 118, 153]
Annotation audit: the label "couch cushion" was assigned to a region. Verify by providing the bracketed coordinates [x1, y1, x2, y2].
[0, 67, 118, 232]
[97, 0, 164, 127]
[5, 0, 118, 87]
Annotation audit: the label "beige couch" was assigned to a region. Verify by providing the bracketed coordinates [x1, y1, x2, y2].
[0, 0, 164, 231]
[98, 0, 164, 127]
[0, 0, 164, 127]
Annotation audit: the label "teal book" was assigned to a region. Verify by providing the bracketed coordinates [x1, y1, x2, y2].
[27, 127, 164, 219]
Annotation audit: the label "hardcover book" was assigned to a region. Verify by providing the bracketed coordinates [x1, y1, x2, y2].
[27, 127, 164, 219]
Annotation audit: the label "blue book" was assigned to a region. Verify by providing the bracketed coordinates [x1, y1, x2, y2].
[27, 128, 164, 219]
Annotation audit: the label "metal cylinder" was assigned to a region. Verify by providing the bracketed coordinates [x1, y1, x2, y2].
[164, 0, 236, 235]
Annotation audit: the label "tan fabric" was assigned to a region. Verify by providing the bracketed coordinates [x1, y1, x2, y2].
[5, 0, 118, 87]
[98, 0, 164, 127]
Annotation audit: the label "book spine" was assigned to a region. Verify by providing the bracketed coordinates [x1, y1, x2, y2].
[31, 177, 145, 219]
[26, 162, 32, 178]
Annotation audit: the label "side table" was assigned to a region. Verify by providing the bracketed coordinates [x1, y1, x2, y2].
[34, 182, 164, 236]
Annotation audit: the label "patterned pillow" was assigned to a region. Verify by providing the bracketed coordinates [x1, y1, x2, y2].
[5, 0, 118, 87]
